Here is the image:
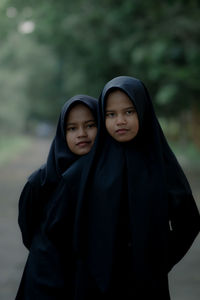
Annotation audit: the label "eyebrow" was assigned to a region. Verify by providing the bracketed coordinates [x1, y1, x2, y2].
[85, 119, 96, 123]
[105, 106, 135, 112]
[66, 119, 95, 126]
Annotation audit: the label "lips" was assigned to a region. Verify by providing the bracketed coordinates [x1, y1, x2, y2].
[116, 128, 128, 134]
[76, 140, 91, 147]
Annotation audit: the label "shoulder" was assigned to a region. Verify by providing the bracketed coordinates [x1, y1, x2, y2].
[19, 165, 48, 206]
[28, 164, 46, 187]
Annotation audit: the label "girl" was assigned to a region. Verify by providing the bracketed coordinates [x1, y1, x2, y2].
[60, 76, 200, 299]
[15, 95, 98, 299]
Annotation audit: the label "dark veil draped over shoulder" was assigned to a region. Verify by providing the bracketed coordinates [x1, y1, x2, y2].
[63, 76, 200, 296]
[29, 94, 98, 186]
[16, 95, 98, 300]
[18, 95, 98, 249]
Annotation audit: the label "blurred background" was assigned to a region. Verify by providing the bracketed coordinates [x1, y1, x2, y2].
[0, 0, 199, 299]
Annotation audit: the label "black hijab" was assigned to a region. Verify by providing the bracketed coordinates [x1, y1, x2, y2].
[18, 95, 98, 249]
[28, 94, 98, 187]
[63, 76, 200, 294]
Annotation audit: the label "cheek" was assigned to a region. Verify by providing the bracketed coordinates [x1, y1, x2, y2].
[93, 128, 98, 139]
[105, 119, 113, 134]
[89, 128, 98, 142]
[135, 116, 140, 132]
[131, 116, 139, 131]
[66, 133, 74, 149]
[65, 132, 68, 144]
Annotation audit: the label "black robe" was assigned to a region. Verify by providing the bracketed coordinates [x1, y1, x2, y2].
[15, 95, 98, 300]
[54, 76, 200, 299]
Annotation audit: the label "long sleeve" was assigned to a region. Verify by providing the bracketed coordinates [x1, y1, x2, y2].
[168, 191, 200, 272]
[18, 181, 44, 249]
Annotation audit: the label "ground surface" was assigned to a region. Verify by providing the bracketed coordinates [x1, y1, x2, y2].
[0, 137, 199, 300]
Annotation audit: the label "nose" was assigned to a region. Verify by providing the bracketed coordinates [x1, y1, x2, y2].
[116, 114, 126, 125]
[77, 127, 87, 137]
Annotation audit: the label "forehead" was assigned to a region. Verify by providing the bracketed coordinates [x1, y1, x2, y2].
[67, 104, 94, 121]
[106, 89, 134, 109]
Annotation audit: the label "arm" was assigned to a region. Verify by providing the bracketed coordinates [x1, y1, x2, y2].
[18, 181, 43, 249]
[168, 191, 200, 272]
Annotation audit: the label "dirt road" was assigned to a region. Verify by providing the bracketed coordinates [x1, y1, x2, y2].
[0, 137, 199, 300]
[0, 138, 51, 300]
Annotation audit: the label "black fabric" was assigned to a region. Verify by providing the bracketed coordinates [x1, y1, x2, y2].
[15, 229, 72, 300]
[31, 94, 98, 186]
[16, 95, 98, 300]
[18, 95, 98, 250]
[61, 76, 200, 299]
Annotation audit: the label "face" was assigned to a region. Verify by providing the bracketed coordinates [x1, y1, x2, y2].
[105, 90, 139, 142]
[66, 104, 97, 155]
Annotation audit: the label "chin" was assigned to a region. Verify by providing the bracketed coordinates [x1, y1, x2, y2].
[113, 135, 130, 143]
[118, 139, 130, 143]
[77, 149, 91, 156]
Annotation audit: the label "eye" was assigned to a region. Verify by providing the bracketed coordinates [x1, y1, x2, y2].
[106, 112, 115, 118]
[87, 122, 96, 128]
[67, 126, 76, 131]
[126, 109, 135, 115]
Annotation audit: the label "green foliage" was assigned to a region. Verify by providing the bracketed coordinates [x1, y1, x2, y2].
[0, 134, 31, 165]
[0, 0, 200, 135]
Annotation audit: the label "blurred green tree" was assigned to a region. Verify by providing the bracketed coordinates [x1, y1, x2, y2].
[0, 0, 200, 144]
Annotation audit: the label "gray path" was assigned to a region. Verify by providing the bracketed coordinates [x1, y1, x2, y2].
[0, 137, 51, 300]
[0, 137, 199, 300]
[169, 167, 200, 300]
